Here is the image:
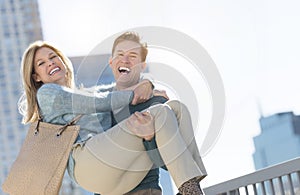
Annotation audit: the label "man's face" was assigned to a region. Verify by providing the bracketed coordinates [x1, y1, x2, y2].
[109, 40, 146, 86]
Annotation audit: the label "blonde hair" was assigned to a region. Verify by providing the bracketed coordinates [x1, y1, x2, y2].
[112, 31, 148, 62]
[18, 41, 75, 124]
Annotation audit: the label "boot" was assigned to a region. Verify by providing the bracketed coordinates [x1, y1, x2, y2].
[178, 177, 203, 195]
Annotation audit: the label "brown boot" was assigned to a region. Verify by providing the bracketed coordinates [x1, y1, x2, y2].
[178, 177, 203, 195]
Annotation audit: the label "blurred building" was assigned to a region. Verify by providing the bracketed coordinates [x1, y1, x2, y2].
[70, 54, 113, 86]
[0, 0, 43, 192]
[253, 112, 300, 170]
[0, 1, 84, 194]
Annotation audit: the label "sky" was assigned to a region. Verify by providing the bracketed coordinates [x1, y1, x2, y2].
[38, 0, 300, 189]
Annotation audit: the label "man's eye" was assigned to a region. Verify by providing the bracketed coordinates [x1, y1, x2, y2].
[118, 53, 124, 56]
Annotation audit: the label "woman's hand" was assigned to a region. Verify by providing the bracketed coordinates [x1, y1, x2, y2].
[126, 111, 154, 141]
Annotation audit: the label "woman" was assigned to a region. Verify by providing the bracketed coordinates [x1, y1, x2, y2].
[19, 41, 206, 195]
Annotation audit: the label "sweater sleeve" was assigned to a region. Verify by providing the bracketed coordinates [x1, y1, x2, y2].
[37, 83, 133, 114]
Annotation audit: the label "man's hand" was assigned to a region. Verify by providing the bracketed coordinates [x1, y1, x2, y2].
[131, 80, 153, 105]
[126, 111, 154, 141]
[153, 89, 169, 100]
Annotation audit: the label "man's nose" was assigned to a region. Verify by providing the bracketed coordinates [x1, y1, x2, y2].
[121, 55, 130, 63]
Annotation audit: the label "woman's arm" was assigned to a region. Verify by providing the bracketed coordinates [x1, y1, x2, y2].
[37, 83, 134, 114]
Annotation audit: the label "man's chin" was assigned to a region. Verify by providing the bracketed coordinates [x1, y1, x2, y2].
[116, 74, 139, 89]
[118, 73, 131, 82]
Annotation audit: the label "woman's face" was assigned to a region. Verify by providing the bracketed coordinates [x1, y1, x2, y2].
[32, 47, 67, 86]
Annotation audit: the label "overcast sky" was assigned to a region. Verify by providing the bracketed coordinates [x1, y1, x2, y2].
[38, 0, 300, 188]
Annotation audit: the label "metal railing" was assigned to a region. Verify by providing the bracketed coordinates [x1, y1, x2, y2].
[203, 157, 300, 195]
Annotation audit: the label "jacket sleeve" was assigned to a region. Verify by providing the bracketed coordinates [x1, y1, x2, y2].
[37, 83, 134, 114]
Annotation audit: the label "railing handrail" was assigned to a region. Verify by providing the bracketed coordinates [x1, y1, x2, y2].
[203, 157, 300, 194]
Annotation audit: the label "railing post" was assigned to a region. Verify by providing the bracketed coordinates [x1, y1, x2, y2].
[297, 171, 300, 188]
[278, 176, 285, 195]
[287, 174, 295, 195]
[252, 184, 258, 195]
[269, 179, 275, 195]
[244, 185, 249, 195]
[261, 181, 266, 195]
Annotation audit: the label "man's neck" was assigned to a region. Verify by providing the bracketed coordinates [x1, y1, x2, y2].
[115, 75, 140, 90]
[115, 81, 139, 90]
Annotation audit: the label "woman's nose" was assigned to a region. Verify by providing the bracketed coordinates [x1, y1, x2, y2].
[47, 60, 55, 66]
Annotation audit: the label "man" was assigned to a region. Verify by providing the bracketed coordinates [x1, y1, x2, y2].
[95, 31, 206, 195]
[96, 32, 168, 195]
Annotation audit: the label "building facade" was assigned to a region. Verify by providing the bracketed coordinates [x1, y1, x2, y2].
[0, 0, 43, 190]
[0, 1, 85, 194]
[253, 112, 300, 170]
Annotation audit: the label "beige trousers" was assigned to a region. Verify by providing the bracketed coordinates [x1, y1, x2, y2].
[72, 100, 207, 195]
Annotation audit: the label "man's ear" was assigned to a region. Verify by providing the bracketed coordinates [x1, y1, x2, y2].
[141, 62, 147, 71]
[109, 56, 113, 67]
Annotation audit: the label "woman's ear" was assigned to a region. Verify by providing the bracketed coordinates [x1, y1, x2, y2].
[32, 73, 41, 82]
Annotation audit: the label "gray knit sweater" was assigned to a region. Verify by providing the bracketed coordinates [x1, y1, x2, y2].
[36, 83, 134, 142]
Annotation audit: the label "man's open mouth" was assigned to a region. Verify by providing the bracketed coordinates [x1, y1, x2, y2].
[118, 67, 130, 74]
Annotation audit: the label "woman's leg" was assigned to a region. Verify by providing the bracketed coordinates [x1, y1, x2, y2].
[165, 100, 207, 180]
[146, 104, 205, 188]
[72, 119, 153, 195]
[72, 102, 206, 194]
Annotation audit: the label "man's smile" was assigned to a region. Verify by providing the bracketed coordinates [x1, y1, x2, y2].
[118, 67, 131, 74]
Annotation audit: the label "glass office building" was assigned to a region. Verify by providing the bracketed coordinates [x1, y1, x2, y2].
[0, 0, 43, 188]
[253, 112, 300, 170]
[0, 1, 84, 194]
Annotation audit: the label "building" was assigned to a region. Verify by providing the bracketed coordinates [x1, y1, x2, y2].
[0, 0, 43, 191]
[71, 54, 113, 86]
[253, 112, 300, 170]
[0, 1, 85, 194]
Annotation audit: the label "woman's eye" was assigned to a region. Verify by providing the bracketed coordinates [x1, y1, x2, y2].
[38, 62, 44, 66]
[50, 55, 57, 59]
